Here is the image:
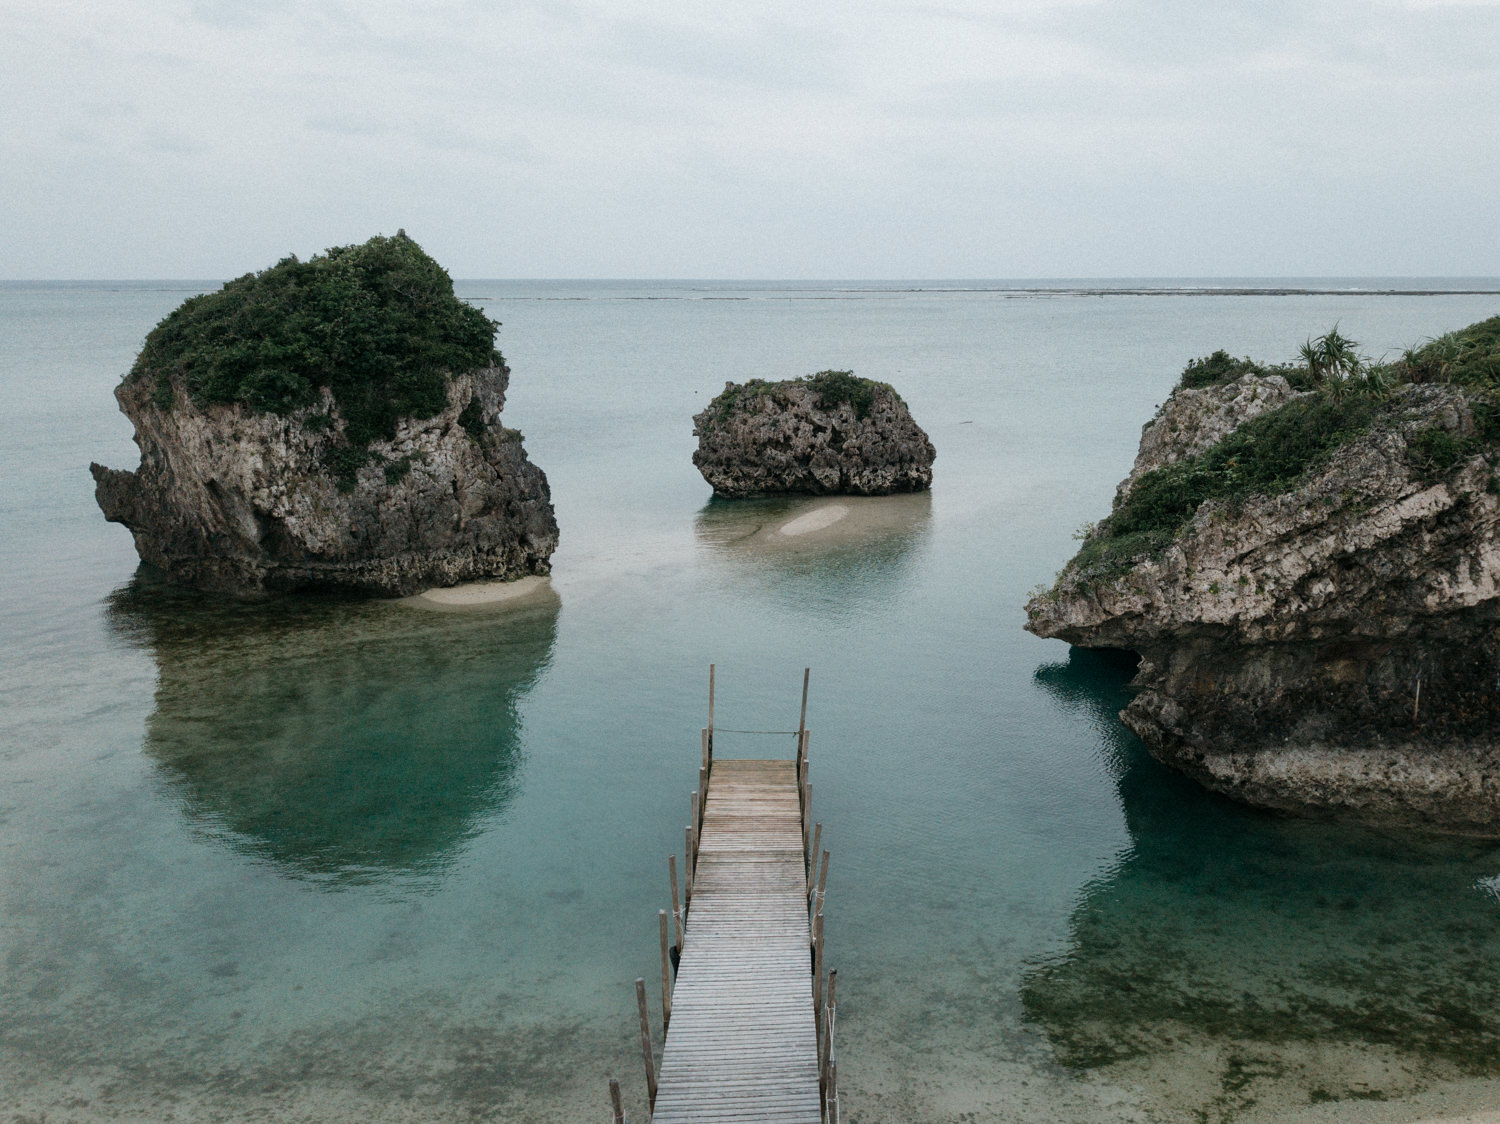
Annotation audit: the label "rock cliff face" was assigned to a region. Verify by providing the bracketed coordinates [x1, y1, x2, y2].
[1026, 366, 1500, 833]
[693, 373, 935, 497]
[93, 361, 558, 596]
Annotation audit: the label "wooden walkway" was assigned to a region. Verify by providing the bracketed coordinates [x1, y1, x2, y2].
[651, 758, 820, 1123]
[613, 668, 839, 1124]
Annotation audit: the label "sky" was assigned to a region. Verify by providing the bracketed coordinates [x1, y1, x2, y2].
[3, 0, 1499, 278]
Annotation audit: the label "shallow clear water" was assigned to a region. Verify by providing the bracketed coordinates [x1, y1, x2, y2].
[4, 279, 1500, 1122]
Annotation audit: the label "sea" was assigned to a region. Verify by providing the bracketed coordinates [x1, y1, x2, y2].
[4, 278, 1500, 1123]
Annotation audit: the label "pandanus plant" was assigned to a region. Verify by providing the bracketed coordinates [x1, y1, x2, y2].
[1300, 326, 1365, 398]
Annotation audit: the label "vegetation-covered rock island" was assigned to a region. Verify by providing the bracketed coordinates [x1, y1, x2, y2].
[1026, 316, 1500, 833]
[91, 233, 558, 595]
[692, 370, 935, 497]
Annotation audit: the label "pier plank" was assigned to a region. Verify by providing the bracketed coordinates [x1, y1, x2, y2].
[651, 758, 821, 1124]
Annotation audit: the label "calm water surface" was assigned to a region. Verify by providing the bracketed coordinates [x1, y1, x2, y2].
[4, 280, 1500, 1122]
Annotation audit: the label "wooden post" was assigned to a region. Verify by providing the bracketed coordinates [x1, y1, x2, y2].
[684, 825, 695, 897]
[635, 978, 657, 1109]
[816, 849, 830, 908]
[608, 1076, 627, 1124]
[690, 790, 700, 855]
[707, 663, 715, 755]
[699, 766, 708, 816]
[668, 855, 684, 948]
[702, 727, 710, 773]
[811, 908, 825, 1014]
[822, 969, 838, 1097]
[817, 969, 834, 1099]
[804, 780, 816, 858]
[807, 823, 822, 895]
[798, 666, 810, 744]
[658, 909, 673, 1031]
[828, 1060, 839, 1124]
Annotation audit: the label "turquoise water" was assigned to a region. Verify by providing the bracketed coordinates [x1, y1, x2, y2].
[5, 280, 1500, 1122]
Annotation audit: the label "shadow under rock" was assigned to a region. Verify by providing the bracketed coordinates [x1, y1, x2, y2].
[107, 572, 560, 888]
[1022, 646, 1500, 1078]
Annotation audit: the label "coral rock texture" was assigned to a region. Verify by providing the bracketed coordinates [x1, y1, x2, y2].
[692, 376, 935, 497]
[1027, 374, 1500, 833]
[92, 362, 558, 595]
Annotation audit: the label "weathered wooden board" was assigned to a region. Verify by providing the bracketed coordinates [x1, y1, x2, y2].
[651, 758, 820, 1124]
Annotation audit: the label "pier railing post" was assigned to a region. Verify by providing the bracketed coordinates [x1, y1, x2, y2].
[811, 907, 825, 1015]
[801, 778, 812, 867]
[668, 855, 684, 949]
[658, 909, 673, 1032]
[816, 850, 830, 909]
[797, 667, 809, 763]
[820, 969, 838, 1111]
[807, 823, 822, 898]
[608, 1076, 627, 1124]
[690, 790, 700, 862]
[634, 978, 657, 1110]
[707, 663, 715, 756]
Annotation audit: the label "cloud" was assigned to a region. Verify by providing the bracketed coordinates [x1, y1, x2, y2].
[2, 0, 1498, 276]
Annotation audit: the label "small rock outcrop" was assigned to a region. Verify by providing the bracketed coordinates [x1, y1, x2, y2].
[91, 233, 557, 596]
[1026, 320, 1500, 833]
[692, 370, 935, 497]
[1119, 371, 1302, 499]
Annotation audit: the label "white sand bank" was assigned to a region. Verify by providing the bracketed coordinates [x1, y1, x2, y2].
[696, 492, 932, 556]
[779, 503, 850, 536]
[401, 574, 555, 611]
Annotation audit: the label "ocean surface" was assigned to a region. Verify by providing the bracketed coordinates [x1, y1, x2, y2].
[4, 278, 1500, 1123]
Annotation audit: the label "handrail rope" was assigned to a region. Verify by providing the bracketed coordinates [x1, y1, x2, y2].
[711, 727, 801, 735]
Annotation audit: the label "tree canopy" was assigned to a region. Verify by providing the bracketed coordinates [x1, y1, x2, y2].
[132, 232, 498, 445]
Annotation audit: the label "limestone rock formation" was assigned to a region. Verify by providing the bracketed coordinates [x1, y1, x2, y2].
[91, 233, 557, 596]
[1120, 371, 1302, 499]
[1026, 326, 1500, 833]
[692, 371, 935, 497]
[93, 362, 558, 596]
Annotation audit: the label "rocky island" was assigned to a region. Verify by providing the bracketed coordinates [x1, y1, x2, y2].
[1027, 318, 1500, 833]
[91, 233, 558, 596]
[692, 370, 935, 497]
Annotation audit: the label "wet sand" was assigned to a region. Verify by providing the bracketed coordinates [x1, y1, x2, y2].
[695, 492, 934, 556]
[402, 574, 557, 610]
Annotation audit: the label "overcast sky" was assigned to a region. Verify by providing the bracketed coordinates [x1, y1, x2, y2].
[3, 0, 1499, 278]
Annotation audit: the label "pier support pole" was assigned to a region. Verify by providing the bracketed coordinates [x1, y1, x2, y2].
[811, 908, 825, 1028]
[659, 909, 674, 1031]
[608, 1076, 627, 1124]
[707, 663, 715, 755]
[669, 855, 684, 948]
[797, 666, 810, 750]
[807, 823, 822, 899]
[634, 978, 657, 1110]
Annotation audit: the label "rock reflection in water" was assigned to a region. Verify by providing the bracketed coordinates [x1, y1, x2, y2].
[108, 577, 560, 887]
[1023, 647, 1500, 1101]
[693, 492, 932, 613]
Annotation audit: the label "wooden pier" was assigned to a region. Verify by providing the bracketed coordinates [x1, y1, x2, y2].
[613, 668, 839, 1124]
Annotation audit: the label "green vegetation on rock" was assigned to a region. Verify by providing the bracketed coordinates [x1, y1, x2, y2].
[1062, 314, 1500, 583]
[703, 369, 894, 424]
[131, 232, 498, 451]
